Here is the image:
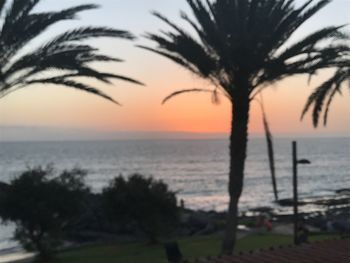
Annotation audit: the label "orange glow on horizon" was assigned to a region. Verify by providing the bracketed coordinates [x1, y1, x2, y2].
[0, 42, 349, 138]
[1, 66, 349, 137]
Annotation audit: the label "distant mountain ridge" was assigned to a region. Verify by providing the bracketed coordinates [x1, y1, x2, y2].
[1, 126, 348, 142]
[0, 126, 229, 141]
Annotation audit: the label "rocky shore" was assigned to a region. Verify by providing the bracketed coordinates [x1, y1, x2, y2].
[65, 189, 350, 244]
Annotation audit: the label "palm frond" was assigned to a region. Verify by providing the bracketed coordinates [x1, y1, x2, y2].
[26, 78, 121, 105]
[143, 11, 217, 79]
[96, 73, 144, 86]
[211, 88, 221, 105]
[52, 71, 144, 86]
[279, 26, 347, 61]
[137, 45, 201, 76]
[301, 68, 348, 126]
[322, 84, 340, 126]
[162, 88, 215, 105]
[266, 0, 331, 55]
[256, 44, 349, 88]
[0, 4, 100, 62]
[0, 0, 140, 103]
[0, 0, 6, 16]
[78, 54, 124, 63]
[3, 0, 40, 23]
[48, 27, 134, 45]
[255, 96, 278, 201]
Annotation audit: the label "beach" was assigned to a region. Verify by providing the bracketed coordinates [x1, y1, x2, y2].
[0, 252, 34, 263]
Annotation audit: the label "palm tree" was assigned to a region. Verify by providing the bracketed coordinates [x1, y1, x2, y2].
[0, 0, 142, 103]
[302, 54, 349, 127]
[139, 0, 347, 254]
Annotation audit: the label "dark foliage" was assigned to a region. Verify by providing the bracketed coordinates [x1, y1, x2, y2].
[0, 167, 89, 259]
[0, 0, 142, 104]
[102, 174, 179, 243]
[302, 59, 350, 127]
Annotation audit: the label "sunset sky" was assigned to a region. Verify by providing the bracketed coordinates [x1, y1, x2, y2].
[0, 0, 349, 140]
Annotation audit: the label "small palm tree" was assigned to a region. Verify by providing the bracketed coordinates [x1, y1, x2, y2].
[139, 0, 347, 254]
[302, 55, 349, 127]
[0, 0, 142, 104]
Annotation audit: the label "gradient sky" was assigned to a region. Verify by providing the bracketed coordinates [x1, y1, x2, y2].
[0, 0, 349, 140]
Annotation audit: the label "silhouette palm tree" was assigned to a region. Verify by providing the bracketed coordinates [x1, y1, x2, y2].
[302, 55, 349, 127]
[139, 0, 347, 254]
[0, 0, 142, 104]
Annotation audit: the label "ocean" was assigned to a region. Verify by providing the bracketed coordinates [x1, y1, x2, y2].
[0, 137, 349, 251]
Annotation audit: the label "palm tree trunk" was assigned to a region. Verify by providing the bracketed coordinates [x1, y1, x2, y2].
[221, 85, 250, 255]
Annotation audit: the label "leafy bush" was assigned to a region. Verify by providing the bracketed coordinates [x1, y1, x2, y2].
[0, 166, 89, 259]
[102, 174, 179, 243]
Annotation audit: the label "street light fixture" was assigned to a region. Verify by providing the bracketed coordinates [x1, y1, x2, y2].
[297, 159, 311, 165]
[292, 141, 311, 245]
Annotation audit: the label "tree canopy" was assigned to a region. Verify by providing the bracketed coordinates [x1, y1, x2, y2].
[102, 174, 179, 243]
[0, 0, 142, 104]
[139, 0, 348, 103]
[0, 167, 89, 258]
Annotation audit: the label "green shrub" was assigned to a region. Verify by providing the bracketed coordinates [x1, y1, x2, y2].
[0, 166, 89, 259]
[102, 174, 179, 243]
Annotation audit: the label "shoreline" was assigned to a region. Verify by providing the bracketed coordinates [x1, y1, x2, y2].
[0, 252, 34, 263]
[0, 190, 348, 262]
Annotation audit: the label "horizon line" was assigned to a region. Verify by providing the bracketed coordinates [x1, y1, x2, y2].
[1, 125, 349, 142]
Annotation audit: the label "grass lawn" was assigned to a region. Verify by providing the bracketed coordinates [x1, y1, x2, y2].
[54, 233, 338, 263]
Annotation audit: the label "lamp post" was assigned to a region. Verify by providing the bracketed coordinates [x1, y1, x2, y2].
[164, 242, 183, 263]
[292, 141, 311, 245]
